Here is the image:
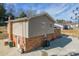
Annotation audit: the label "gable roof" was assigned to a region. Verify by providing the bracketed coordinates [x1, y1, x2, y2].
[6, 13, 55, 23]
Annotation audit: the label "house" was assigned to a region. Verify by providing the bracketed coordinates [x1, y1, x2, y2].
[63, 21, 79, 29]
[54, 23, 63, 30]
[7, 13, 61, 53]
[71, 23, 79, 29]
[56, 21, 74, 30]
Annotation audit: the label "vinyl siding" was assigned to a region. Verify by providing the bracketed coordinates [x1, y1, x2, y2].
[29, 15, 54, 37]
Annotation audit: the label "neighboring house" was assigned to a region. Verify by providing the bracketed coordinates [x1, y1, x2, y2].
[63, 21, 79, 29]
[7, 13, 61, 53]
[71, 23, 79, 29]
[57, 21, 75, 30]
[54, 23, 70, 30]
[54, 23, 63, 30]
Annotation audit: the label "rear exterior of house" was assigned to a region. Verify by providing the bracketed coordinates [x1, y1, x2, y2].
[7, 13, 61, 53]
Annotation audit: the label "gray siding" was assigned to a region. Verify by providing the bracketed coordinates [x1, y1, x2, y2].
[29, 15, 54, 37]
[12, 15, 54, 38]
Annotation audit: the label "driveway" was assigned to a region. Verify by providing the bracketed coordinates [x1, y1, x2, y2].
[0, 36, 79, 56]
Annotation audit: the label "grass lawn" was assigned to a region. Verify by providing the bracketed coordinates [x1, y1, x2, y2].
[61, 29, 79, 37]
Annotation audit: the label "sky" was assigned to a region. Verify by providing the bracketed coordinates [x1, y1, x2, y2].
[4, 3, 79, 22]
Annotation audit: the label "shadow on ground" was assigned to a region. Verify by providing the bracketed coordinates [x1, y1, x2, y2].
[65, 52, 79, 56]
[24, 34, 72, 55]
[49, 36, 72, 48]
[35, 35, 72, 51]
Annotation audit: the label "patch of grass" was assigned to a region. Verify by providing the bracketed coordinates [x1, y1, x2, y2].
[61, 30, 79, 37]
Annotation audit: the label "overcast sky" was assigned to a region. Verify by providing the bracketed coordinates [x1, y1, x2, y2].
[5, 3, 79, 22]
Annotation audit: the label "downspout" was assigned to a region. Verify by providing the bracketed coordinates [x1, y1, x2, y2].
[24, 21, 27, 52]
[20, 21, 25, 53]
[22, 21, 27, 52]
[22, 22, 23, 48]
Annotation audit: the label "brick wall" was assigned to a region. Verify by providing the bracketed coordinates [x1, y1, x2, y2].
[24, 29, 61, 52]
[11, 29, 61, 53]
[54, 29, 61, 38]
[12, 35, 17, 46]
[47, 33, 56, 41]
[25, 35, 44, 52]
[47, 29, 61, 41]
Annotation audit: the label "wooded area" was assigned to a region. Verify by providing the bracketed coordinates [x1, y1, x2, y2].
[0, 4, 37, 26]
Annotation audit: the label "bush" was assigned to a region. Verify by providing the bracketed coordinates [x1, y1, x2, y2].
[0, 31, 2, 33]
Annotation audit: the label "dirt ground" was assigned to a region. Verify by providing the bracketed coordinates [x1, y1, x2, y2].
[0, 39, 20, 56]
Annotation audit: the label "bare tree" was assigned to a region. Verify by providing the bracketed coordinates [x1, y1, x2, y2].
[71, 7, 79, 28]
